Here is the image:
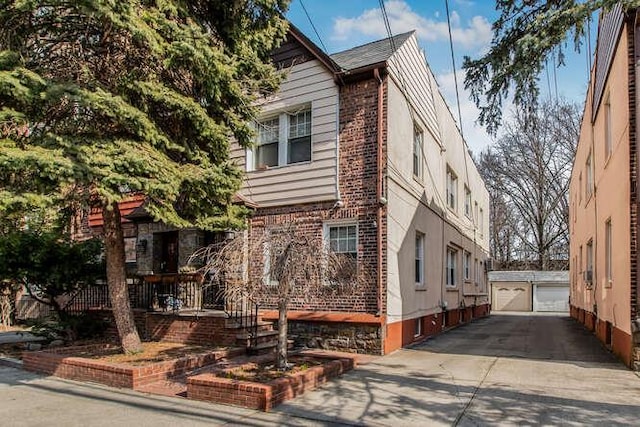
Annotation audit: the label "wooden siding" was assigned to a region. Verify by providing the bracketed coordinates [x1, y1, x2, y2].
[232, 59, 339, 207]
[592, 3, 625, 121]
[387, 35, 440, 142]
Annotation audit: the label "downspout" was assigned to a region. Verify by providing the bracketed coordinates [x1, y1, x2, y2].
[374, 68, 384, 317]
[634, 10, 640, 337]
[335, 89, 342, 202]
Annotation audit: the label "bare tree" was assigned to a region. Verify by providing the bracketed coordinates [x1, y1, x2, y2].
[190, 223, 366, 369]
[478, 99, 580, 270]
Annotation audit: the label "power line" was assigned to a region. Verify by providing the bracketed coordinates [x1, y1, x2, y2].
[299, 0, 328, 53]
[379, 0, 397, 52]
[444, 0, 464, 137]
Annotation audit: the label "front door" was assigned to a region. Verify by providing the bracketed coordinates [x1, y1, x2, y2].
[160, 231, 179, 273]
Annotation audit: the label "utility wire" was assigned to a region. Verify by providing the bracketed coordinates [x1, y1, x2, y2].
[444, 0, 464, 137]
[379, 0, 397, 52]
[299, 0, 328, 53]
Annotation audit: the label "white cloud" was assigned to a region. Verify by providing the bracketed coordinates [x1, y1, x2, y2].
[332, 0, 491, 50]
[436, 70, 497, 154]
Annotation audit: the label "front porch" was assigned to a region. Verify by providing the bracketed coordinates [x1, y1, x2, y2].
[65, 274, 275, 354]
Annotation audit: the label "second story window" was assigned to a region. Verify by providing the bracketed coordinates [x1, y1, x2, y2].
[464, 186, 471, 218]
[605, 94, 612, 159]
[255, 117, 279, 168]
[288, 109, 312, 164]
[252, 107, 312, 170]
[446, 168, 457, 211]
[585, 152, 593, 199]
[413, 125, 423, 178]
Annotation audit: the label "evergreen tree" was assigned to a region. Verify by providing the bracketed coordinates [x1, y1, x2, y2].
[463, 0, 638, 135]
[0, 0, 289, 352]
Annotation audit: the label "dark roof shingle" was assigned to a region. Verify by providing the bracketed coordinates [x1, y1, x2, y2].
[330, 31, 415, 71]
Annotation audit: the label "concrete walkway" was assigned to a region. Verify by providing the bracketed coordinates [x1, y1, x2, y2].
[1, 313, 639, 426]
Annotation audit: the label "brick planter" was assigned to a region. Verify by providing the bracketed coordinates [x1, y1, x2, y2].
[187, 354, 355, 411]
[23, 344, 243, 390]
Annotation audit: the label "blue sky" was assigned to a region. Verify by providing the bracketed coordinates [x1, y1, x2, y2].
[286, 0, 596, 154]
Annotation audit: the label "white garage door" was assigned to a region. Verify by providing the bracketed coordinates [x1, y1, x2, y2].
[493, 284, 530, 311]
[534, 285, 569, 312]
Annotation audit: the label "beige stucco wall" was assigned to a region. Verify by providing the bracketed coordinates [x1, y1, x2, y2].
[385, 35, 490, 324]
[569, 25, 631, 335]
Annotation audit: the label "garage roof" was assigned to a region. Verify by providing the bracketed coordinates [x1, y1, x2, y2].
[488, 270, 569, 283]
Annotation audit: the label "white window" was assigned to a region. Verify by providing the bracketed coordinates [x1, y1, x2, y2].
[586, 153, 593, 199]
[474, 201, 478, 223]
[255, 117, 279, 168]
[413, 125, 423, 178]
[262, 241, 278, 286]
[463, 251, 471, 280]
[287, 109, 312, 164]
[479, 208, 484, 237]
[474, 258, 480, 285]
[415, 232, 425, 286]
[586, 239, 593, 275]
[414, 317, 422, 337]
[251, 107, 311, 170]
[446, 247, 458, 287]
[446, 168, 457, 211]
[605, 219, 612, 284]
[464, 186, 471, 218]
[327, 223, 357, 260]
[605, 94, 612, 159]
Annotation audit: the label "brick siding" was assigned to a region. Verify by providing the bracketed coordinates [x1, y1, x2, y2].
[248, 77, 387, 316]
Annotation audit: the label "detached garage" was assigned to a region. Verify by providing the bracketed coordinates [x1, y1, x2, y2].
[489, 271, 569, 313]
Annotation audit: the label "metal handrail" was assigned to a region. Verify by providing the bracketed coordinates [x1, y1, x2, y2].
[224, 286, 259, 352]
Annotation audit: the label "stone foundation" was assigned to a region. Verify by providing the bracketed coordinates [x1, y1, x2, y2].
[287, 320, 382, 354]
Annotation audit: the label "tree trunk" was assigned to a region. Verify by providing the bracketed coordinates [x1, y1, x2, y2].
[102, 201, 143, 353]
[276, 296, 288, 370]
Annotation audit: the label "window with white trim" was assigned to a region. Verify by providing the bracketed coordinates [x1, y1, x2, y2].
[415, 232, 424, 286]
[414, 317, 422, 337]
[586, 152, 593, 199]
[605, 94, 612, 159]
[413, 125, 423, 178]
[446, 247, 458, 287]
[464, 186, 471, 218]
[479, 208, 484, 237]
[463, 251, 471, 280]
[328, 223, 357, 260]
[446, 167, 457, 211]
[251, 107, 311, 170]
[605, 219, 612, 284]
[262, 241, 278, 286]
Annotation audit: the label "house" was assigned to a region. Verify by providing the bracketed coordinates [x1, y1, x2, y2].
[230, 25, 490, 355]
[489, 271, 569, 312]
[569, 4, 640, 369]
[78, 25, 491, 355]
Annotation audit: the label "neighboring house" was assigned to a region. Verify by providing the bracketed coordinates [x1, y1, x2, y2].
[569, 5, 640, 369]
[79, 25, 491, 355]
[232, 25, 490, 355]
[489, 271, 569, 313]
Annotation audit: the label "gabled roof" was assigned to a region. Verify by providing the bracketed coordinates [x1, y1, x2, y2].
[330, 31, 414, 72]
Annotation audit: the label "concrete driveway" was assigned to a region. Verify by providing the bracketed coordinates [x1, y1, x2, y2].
[1, 313, 639, 426]
[275, 313, 640, 426]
